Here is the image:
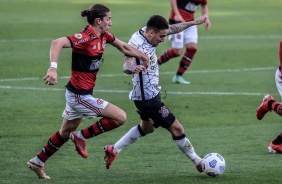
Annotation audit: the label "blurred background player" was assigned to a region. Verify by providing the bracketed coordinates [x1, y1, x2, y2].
[26, 4, 148, 179]
[158, 0, 211, 84]
[256, 40, 282, 153]
[103, 14, 208, 171]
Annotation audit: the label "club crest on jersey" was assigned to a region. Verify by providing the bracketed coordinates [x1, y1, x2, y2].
[97, 99, 104, 105]
[159, 106, 169, 118]
[74, 33, 82, 39]
[176, 34, 182, 39]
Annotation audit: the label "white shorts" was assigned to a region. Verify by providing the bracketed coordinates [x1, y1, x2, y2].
[275, 68, 282, 99]
[168, 25, 198, 49]
[62, 89, 109, 120]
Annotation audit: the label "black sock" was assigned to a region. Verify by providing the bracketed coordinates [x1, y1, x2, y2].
[272, 135, 282, 145]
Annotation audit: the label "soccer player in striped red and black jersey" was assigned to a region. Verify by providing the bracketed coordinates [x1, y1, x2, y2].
[158, 0, 211, 84]
[27, 3, 149, 179]
[256, 40, 282, 154]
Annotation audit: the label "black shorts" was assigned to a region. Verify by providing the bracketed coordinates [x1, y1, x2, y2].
[134, 94, 175, 128]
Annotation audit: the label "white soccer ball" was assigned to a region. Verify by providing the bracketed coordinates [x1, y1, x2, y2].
[202, 153, 226, 176]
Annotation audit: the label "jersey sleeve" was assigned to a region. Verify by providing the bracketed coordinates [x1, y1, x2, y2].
[128, 38, 140, 51]
[105, 31, 115, 43]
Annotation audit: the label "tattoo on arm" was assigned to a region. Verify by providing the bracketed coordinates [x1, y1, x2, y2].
[167, 21, 195, 35]
[123, 56, 137, 74]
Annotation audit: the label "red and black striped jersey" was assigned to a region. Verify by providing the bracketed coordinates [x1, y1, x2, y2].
[66, 25, 115, 95]
[169, 0, 207, 24]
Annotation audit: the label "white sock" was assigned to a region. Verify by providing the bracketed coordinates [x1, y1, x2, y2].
[174, 137, 202, 165]
[76, 130, 85, 140]
[114, 126, 142, 154]
[33, 156, 44, 166]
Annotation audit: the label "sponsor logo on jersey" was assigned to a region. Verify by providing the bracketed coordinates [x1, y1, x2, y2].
[74, 38, 88, 45]
[159, 106, 169, 118]
[185, 2, 198, 12]
[90, 59, 102, 70]
[74, 33, 83, 39]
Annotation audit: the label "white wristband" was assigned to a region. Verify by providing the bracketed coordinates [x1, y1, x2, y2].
[50, 62, 57, 69]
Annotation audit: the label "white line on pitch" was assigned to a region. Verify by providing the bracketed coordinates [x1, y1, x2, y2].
[0, 67, 276, 82]
[0, 85, 269, 96]
[1, 35, 282, 43]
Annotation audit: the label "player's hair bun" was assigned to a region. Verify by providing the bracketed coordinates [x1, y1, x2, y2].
[81, 9, 90, 17]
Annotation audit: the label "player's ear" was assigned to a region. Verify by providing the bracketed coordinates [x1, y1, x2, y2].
[148, 29, 155, 37]
[95, 17, 102, 25]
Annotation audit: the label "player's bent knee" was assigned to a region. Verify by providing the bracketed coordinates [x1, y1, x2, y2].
[174, 49, 183, 56]
[116, 113, 127, 125]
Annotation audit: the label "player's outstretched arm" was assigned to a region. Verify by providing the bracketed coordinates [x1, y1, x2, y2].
[123, 56, 146, 74]
[111, 38, 149, 68]
[167, 14, 208, 35]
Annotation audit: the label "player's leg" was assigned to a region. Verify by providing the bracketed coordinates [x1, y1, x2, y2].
[71, 102, 127, 156]
[104, 97, 159, 169]
[269, 132, 282, 153]
[66, 89, 126, 156]
[114, 120, 155, 154]
[257, 68, 282, 120]
[166, 118, 203, 172]
[104, 120, 154, 169]
[27, 117, 82, 179]
[173, 25, 198, 84]
[158, 32, 184, 65]
[76, 102, 126, 139]
[267, 42, 282, 153]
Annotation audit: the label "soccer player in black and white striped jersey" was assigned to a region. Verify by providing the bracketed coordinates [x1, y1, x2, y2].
[104, 14, 208, 172]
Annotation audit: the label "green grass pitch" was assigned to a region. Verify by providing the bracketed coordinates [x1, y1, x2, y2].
[1, 0, 282, 183]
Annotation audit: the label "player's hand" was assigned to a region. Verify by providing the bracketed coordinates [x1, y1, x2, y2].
[193, 14, 208, 25]
[43, 67, 58, 85]
[132, 65, 146, 74]
[204, 18, 211, 31]
[141, 54, 150, 69]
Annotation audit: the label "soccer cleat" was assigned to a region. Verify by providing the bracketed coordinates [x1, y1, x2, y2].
[268, 141, 282, 153]
[104, 145, 118, 169]
[70, 131, 88, 158]
[172, 75, 191, 84]
[27, 159, 51, 179]
[196, 163, 203, 173]
[256, 94, 274, 120]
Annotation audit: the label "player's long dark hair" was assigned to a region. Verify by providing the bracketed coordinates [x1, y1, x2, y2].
[146, 15, 169, 32]
[81, 4, 110, 24]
